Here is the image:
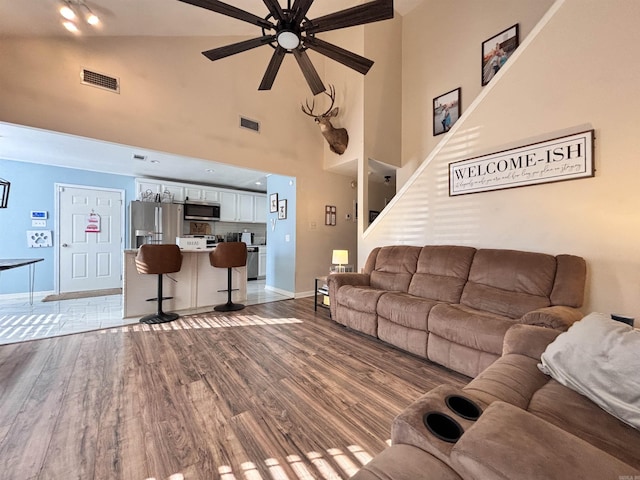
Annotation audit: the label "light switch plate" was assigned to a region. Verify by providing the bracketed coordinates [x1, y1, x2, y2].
[32, 220, 46, 227]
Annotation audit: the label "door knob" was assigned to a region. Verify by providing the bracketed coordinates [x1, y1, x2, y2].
[62, 243, 69, 247]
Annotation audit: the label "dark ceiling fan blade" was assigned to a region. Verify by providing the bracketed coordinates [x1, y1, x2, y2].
[305, 0, 394, 35]
[202, 35, 275, 61]
[292, 48, 325, 95]
[304, 37, 374, 75]
[259, 46, 286, 90]
[291, 0, 315, 25]
[177, 0, 273, 30]
[261, 0, 285, 22]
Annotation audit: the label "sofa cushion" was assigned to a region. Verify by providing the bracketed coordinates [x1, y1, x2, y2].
[407, 246, 476, 303]
[463, 354, 551, 410]
[351, 444, 462, 480]
[528, 380, 640, 470]
[377, 292, 440, 331]
[450, 401, 639, 480]
[428, 303, 516, 355]
[369, 246, 421, 292]
[336, 285, 387, 314]
[460, 249, 556, 318]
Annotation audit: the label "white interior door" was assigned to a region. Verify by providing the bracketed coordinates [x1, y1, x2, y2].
[58, 185, 123, 293]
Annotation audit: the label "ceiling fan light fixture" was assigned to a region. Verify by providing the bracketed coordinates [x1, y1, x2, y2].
[59, 3, 76, 21]
[276, 30, 300, 50]
[62, 20, 79, 33]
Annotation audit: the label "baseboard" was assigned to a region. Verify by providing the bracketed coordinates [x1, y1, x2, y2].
[264, 284, 294, 298]
[0, 290, 54, 302]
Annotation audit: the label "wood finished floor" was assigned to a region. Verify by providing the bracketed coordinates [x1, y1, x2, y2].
[0, 298, 469, 480]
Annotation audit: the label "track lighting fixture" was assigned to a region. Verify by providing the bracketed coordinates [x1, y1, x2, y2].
[59, 0, 100, 33]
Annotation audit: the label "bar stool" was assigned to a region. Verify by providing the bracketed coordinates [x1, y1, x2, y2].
[209, 242, 247, 312]
[135, 244, 183, 324]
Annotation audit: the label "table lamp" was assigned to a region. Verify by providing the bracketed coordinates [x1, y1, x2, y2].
[332, 249, 348, 273]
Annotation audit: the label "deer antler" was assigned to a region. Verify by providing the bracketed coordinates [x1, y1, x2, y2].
[301, 84, 336, 117]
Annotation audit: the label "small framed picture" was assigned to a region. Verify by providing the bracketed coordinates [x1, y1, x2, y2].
[481, 24, 519, 86]
[278, 199, 287, 220]
[269, 193, 278, 213]
[433, 88, 461, 136]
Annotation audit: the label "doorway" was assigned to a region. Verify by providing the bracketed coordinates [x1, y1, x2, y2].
[56, 184, 124, 295]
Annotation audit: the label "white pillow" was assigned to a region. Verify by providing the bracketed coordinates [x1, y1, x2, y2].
[539, 312, 640, 430]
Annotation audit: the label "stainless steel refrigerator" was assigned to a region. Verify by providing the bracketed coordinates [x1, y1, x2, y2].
[130, 201, 183, 248]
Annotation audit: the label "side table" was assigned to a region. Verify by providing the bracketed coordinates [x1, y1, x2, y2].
[314, 276, 329, 312]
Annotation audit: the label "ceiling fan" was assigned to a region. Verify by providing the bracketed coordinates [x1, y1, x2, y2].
[177, 0, 394, 95]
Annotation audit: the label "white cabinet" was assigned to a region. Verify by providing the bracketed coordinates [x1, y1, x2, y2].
[184, 187, 203, 201]
[135, 179, 184, 202]
[258, 246, 267, 278]
[135, 178, 265, 223]
[254, 195, 267, 223]
[202, 188, 220, 203]
[136, 180, 161, 200]
[219, 191, 238, 221]
[237, 193, 254, 222]
[161, 183, 185, 203]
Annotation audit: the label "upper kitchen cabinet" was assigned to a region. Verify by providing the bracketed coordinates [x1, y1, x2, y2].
[219, 190, 266, 223]
[254, 195, 267, 223]
[135, 180, 161, 200]
[184, 186, 220, 203]
[161, 183, 185, 203]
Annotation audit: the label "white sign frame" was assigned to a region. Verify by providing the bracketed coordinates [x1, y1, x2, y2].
[449, 130, 594, 196]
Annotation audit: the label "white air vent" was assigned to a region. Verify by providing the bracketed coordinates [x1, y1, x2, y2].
[240, 116, 260, 133]
[81, 68, 120, 93]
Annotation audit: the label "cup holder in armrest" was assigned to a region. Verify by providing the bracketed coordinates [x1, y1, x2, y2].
[445, 395, 482, 421]
[423, 412, 463, 443]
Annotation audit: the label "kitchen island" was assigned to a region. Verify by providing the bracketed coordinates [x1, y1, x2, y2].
[123, 248, 247, 318]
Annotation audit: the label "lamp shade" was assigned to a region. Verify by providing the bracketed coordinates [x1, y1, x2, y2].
[332, 249, 348, 265]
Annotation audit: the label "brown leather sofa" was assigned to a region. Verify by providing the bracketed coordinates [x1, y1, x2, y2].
[352, 324, 640, 480]
[327, 245, 586, 377]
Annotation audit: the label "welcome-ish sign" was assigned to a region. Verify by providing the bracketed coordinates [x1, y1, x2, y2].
[449, 130, 594, 196]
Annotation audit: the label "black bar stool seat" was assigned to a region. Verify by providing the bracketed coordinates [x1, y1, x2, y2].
[135, 244, 183, 324]
[209, 242, 247, 312]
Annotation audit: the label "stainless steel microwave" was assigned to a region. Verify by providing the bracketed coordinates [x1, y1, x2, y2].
[183, 202, 220, 221]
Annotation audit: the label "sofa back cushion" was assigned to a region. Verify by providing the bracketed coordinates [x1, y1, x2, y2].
[461, 249, 556, 318]
[550, 254, 587, 307]
[408, 245, 477, 302]
[369, 246, 421, 292]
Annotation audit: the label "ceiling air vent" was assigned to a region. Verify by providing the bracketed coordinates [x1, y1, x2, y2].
[81, 68, 120, 93]
[240, 116, 260, 133]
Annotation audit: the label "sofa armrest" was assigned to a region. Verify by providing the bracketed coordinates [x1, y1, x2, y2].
[502, 324, 561, 360]
[450, 401, 639, 480]
[326, 272, 370, 318]
[520, 305, 583, 331]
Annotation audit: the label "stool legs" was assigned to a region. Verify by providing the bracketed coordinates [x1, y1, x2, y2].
[140, 273, 180, 324]
[214, 267, 245, 312]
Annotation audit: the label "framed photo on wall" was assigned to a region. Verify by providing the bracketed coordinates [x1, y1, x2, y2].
[269, 193, 278, 213]
[278, 199, 287, 220]
[481, 24, 519, 86]
[433, 88, 461, 136]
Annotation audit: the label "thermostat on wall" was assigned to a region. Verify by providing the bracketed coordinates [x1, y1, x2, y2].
[30, 211, 48, 220]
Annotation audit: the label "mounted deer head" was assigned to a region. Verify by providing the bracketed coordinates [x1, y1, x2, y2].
[301, 85, 349, 155]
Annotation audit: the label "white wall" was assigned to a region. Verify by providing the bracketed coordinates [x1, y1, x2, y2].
[364, 0, 640, 319]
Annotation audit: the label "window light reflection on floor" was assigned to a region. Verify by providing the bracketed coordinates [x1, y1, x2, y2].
[146, 443, 376, 480]
[103, 314, 304, 334]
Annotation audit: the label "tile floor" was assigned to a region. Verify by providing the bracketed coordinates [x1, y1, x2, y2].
[0, 279, 290, 345]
